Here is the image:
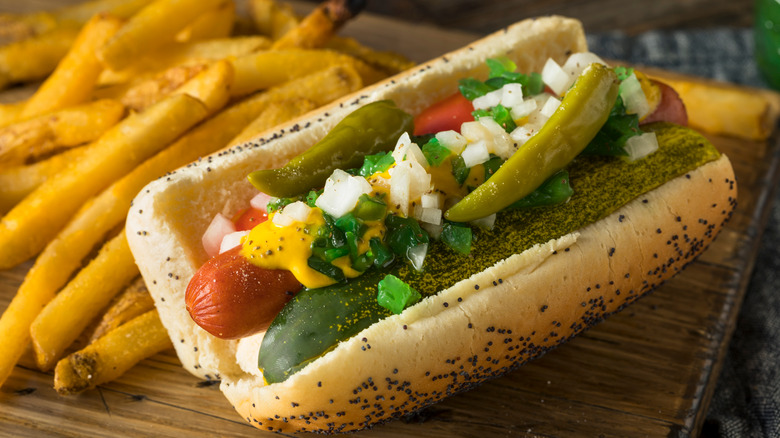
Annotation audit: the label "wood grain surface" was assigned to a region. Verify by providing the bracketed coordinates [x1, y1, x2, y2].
[1, 1, 779, 437]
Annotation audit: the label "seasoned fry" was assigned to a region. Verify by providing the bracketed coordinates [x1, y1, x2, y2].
[53, 310, 171, 395]
[0, 93, 208, 270]
[651, 76, 780, 140]
[0, 101, 26, 129]
[88, 277, 155, 342]
[20, 14, 122, 120]
[97, 35, 269, 87]
[0, 12, 59, 44]
[0, 94, 207, 386]
[230, 49, 383, 97]
[229, 97, 317, 146]
[0, 146, 88, 214]
[175, 0, 236, 43]
[327, 36, 415, 76]
[0, 99, 125, 166]
[249, 0, 300, 40]
[98, 0, 226, 71]
[0, 25, 80, 90]
[270, 0, 364, 50]
[30, 230, 137, 371]
[170, 59, 233, 114]
[115, 57, 232, 113]
[109, 63, 208, 111]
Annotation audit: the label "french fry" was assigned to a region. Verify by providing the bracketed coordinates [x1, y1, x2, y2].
[55, 0, 157, 24]
[249, 0, 300, 40]
[228, 97, 317, 146]
[115, 57, 232, 114]
[97, 35, 270, 87]
[175, 0, 236, 43]
[0, 92, 208, 270]
[97, 0, 226, 71]
[0, 0, 153, 44]
[0, 12, 59, 44]
[0, 25, 80, 91]
[650, 76, 780, 141]
[0, 93, 207, 386]
[88, 277, 155, 342]
[230, 49, 383, 97]
[0, 146, 88, 214]
[0, 99, 126, 166]
[0, 101, 26, 129]
[30, 230, 137, 371]
[170, 59, 233, 114]
[327, 36, 416, 76]
[53, 310, 171, 396]
[270, 0, 363, 50]
[107, 63, 208, 111]
[20, 14, 122, 120]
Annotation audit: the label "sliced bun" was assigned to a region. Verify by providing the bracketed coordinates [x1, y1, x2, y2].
[125, 16, 736, 433]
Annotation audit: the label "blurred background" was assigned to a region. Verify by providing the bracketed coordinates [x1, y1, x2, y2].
[325, 0, 755, 35]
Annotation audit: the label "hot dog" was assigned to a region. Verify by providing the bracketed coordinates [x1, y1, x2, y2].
[126, 16, 736, 433]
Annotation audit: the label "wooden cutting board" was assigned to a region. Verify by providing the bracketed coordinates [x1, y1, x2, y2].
[1, 3, 780, 437]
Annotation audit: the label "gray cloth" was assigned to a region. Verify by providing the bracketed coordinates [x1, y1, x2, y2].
[587, 28, 779, 438]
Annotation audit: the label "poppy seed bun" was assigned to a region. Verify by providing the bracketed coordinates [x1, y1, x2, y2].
[125, 15, 736, 433]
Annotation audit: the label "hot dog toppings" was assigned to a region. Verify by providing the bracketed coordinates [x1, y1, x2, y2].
[188, 52, 691, 348]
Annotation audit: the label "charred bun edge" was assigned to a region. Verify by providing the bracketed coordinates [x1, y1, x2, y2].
[125, 15, 736, 433]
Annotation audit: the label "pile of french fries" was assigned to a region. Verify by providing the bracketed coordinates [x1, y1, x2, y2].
[0, 0, 414, 395]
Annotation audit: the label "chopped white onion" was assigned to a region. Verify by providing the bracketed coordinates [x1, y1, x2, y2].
[390, 163, 411, 216]
[419, 207, 442, 225]
[272, 211, 294, 227]
[500, 83, 525, 107]
[541, 58, 570, 96]
[470, 213, 497, 230]
[620, 73, 651, 119]
[562, 52, 606, 79]
[392, 132, 427, 168]
[281, 201, 312, 222]
[408, 161, 431, 205]
[219, 230, 249, 254]
[315, 169, 372, 218]
[461, 141, 490, 167]
[509, 125, 535, 146]
[420, 223, 443, 240]
[435, 130, 467, 154]
[249, 192, 273, 211]
[472, 88, 503, 110]
[478, 117, 513, 159]
[539, 96, 561, 118]
[624, 132, 659, 161]
[407, 243, 428, 272]
[510, 98, 538, 120]
[202, 213, 236, 258]
[421, 192, 442, 209]
[460, 120, 491, 144]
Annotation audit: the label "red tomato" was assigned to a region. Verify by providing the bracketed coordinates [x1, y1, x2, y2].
[233, 207, 268, 231]
[413, 92, 474, 136]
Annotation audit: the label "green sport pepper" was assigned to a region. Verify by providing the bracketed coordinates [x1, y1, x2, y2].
[247, 100, 414, 198]
[445, 64, 620, 222]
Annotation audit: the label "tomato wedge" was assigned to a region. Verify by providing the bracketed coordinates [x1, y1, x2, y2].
[413, 92, 474, 136]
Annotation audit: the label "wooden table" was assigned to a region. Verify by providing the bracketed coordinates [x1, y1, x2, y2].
[1, 1, 779, 437]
